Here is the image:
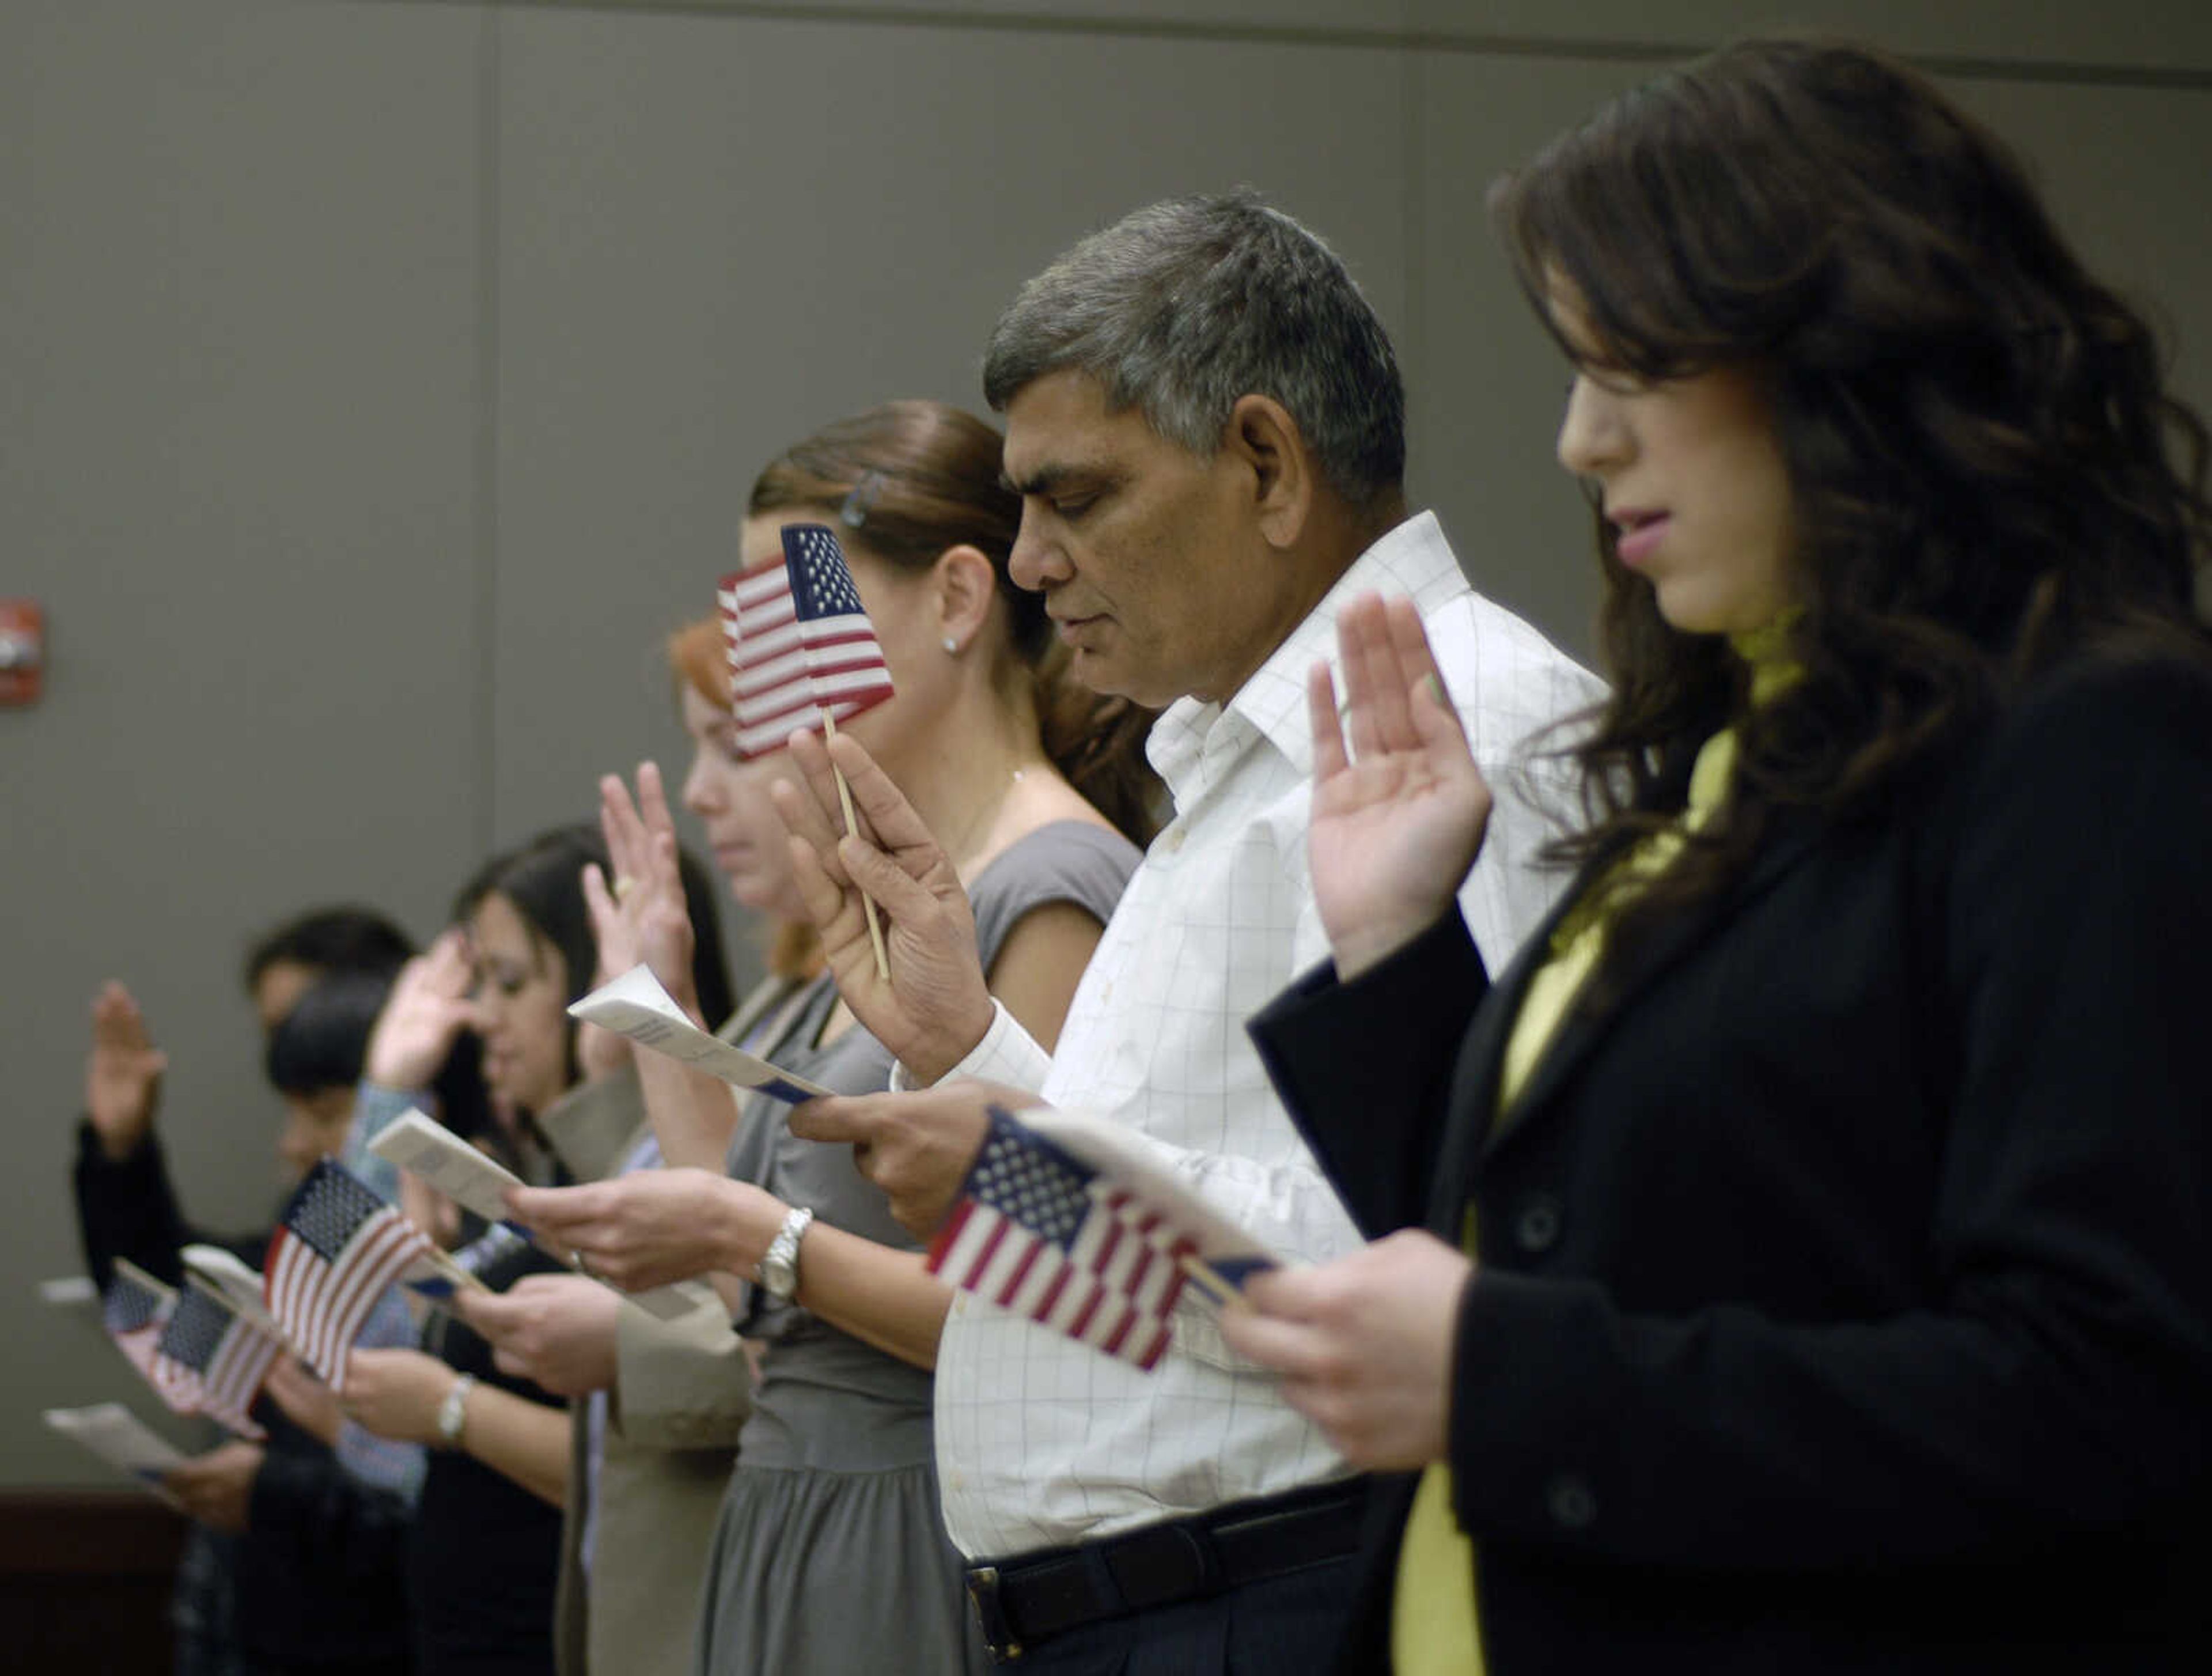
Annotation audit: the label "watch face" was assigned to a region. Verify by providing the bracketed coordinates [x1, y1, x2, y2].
[760, 1255, 796, 1299]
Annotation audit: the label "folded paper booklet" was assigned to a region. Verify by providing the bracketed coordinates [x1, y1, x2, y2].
[369, 1109, 691, 1321]
[569, 964, 832, 1103]
[44, 1403, 187, 1495]
[181, 1245, 285, 1335]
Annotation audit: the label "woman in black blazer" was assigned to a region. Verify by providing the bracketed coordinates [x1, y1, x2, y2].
[1221, 37, 2212, 1675]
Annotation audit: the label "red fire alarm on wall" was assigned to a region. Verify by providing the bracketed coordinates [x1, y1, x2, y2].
[1, 599, 45, 706]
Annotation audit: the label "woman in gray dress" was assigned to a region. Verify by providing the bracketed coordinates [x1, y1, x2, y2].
[512, 401, 1159, 1674]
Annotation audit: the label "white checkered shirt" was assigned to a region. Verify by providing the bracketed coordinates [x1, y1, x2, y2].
[923, 512, 1605, 1559]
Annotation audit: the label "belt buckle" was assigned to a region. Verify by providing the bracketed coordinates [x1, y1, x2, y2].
[965, 1565, 1023, 1662]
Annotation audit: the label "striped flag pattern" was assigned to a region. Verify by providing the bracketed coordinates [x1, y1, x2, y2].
[926, 1108, 1198, 1372]
[103, 1266, 174, 1383]
[264, 1159, 440, 1391]
[150, 1284, 281, 1440]
[719, 521, 895, 760]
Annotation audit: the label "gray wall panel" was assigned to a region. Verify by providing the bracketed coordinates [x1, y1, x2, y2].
[502, 1, 2212, 74]
[487, 6, 1410, 852]
[1411, 53, 1650, 660]
[1, 0, 484, 1483]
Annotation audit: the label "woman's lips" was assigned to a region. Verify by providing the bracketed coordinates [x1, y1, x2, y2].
[1613, 512, 1670, 566]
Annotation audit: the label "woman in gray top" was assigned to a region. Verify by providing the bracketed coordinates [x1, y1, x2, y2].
[512, 402, 1158, 1674]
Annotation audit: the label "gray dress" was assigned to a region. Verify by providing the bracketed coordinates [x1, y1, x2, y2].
[695, 820, 1142, 1676]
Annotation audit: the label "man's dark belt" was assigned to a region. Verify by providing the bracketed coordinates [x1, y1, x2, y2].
[963, 1479, 1366, 1662]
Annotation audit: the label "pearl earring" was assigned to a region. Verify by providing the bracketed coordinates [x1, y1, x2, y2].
[942, 637, 960, 654]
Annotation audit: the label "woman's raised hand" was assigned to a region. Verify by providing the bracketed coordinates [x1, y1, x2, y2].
[1308, 595, 1493, 979]
[771, 729, 995, 1084]
[365, 929, 482, 1092]
[581, 763, 699, 1019]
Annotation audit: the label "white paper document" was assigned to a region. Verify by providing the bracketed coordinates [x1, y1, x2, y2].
[370, 1108, 692, 1322]
[44, 1403, 187, 1493]
[181, 1246, 284, 1333]
[369, 1108, 528, 1224]
[569, 964, 832, 1103]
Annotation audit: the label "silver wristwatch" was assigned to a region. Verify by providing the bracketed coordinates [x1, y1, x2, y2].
[756, 1205, 815, 1302]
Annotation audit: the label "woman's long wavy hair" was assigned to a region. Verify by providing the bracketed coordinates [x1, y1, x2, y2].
[748, 400, 1163, 848]
[1491, 36, 2209, 973]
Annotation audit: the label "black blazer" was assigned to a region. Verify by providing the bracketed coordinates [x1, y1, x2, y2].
[1249, 652, 2212, 1674]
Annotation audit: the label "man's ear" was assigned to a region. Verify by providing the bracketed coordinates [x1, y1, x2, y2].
[930, 544, 999, 654]
[1222, 394, 1313, 551]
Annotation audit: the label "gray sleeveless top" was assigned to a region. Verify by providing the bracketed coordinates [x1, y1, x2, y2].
[722, 818, 1141, 1470]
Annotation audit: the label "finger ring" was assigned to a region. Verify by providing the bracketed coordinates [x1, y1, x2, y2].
[611, 875, 639, 903]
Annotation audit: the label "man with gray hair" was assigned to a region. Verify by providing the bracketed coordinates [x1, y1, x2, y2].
[785, 190, 1600, 1668]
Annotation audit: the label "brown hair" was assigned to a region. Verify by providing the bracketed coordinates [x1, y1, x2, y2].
[1490, 36, 2209, 984]
[748, 400, 1162, 847]
[666, 618, 823, 986]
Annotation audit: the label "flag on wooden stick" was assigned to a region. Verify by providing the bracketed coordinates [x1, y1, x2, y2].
[102, 1261, 175, 1383]
[150, 1282, 282, 1440]
[927, 1108, 1211, 1372]
[720, 520, 898, 976]
[264, 1159, 448, 1391]
[719, 521, 896, 761]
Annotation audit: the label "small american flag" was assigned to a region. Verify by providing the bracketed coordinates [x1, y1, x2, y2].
[103, 1266, 173, 1383]
[719, 521, 895, 760]
[150, 1284, 281, 1440]
[926, 1108, 1199, 1372]
[264, 1159, 441, 1391]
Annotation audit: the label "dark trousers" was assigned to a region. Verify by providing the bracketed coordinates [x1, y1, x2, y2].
[1004, 1554, 1360, 1675]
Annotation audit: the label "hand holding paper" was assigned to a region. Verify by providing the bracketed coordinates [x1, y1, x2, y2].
[44, 1403, 188, 1497]
[503, 1170, 787, 1298]
[568, 966, 831, 1103]
[1215, 1228, 1469, 1470]
[369, 1108, 695, 1322]
[788, 1081, 1005, 1239]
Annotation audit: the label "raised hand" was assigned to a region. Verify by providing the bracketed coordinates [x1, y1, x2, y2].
[772, 729, 995, 1083]
[786, 1080, 1009, 1239]
[503, 1169, 787, 1295]
[85, 982, 169, 1160]
[1217, 1228, 1472, 1471]
[365, 929, 482, 1092]
[453, 1273, 621, 1397]
[1308, 595, 1493, 979]
[582, 763, 699, 1017]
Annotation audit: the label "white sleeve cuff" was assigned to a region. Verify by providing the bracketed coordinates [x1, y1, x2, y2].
[889, 1000, 1054, 1095]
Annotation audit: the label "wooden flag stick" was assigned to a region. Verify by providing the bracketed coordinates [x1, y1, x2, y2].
[423, 1243, 488, 1293]
[1178, 1253, 1241, 1310]
[111, 1256, 179, 1306]
[821, 709, 892, 983]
